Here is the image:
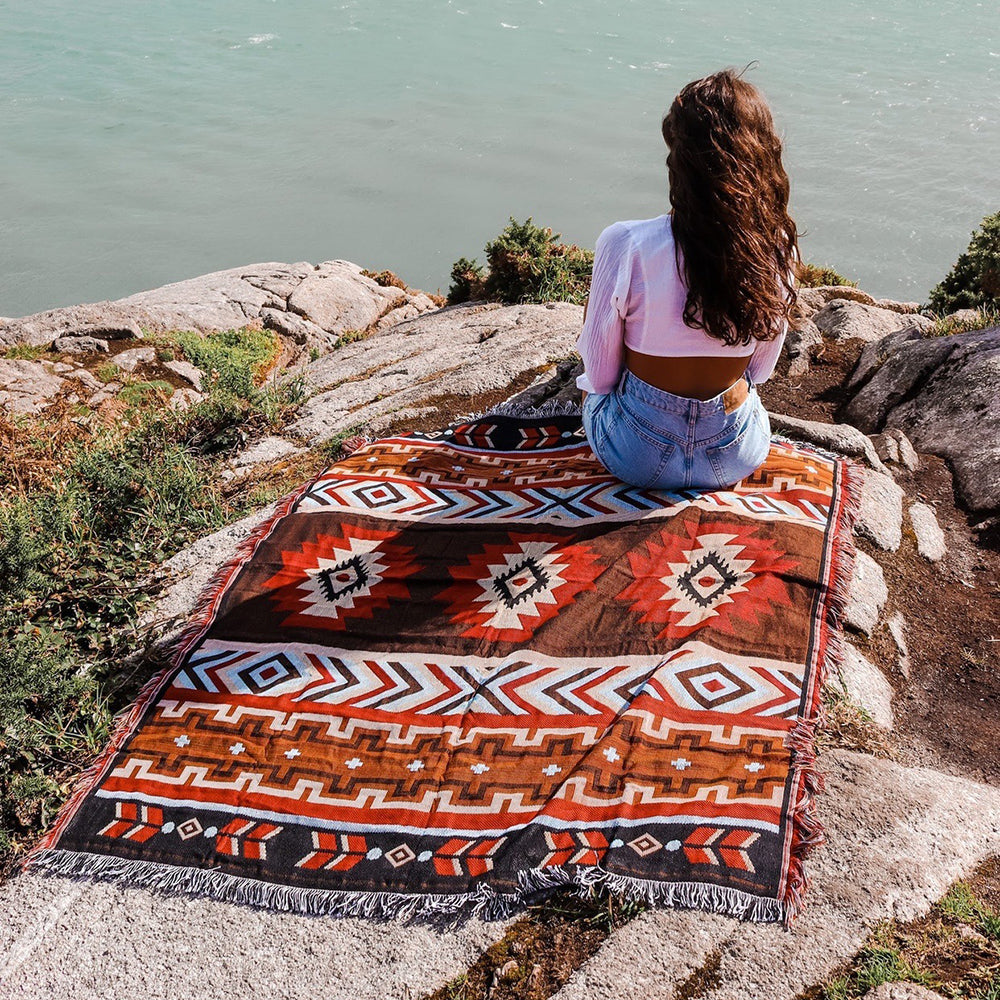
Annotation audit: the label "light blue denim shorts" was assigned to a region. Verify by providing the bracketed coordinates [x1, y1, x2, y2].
[582, 369, 772, 491]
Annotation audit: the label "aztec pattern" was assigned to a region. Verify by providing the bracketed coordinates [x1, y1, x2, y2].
[31, 414, 858, 924]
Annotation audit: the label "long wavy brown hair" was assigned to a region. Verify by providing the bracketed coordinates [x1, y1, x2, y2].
[661, 68, 799, 346]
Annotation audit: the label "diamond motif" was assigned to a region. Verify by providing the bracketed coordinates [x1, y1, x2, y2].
[354, 481, 406, 509]
[177, 817, 203, 840]
[628, 833, 663, 857]
[386, 843, 416, 868]
[617, 519, 799, 639]
[438, 533, 603, 642]
[236, 652, 303, 694]
[263, 524, 420, 631]
[675, 663, 755, 709]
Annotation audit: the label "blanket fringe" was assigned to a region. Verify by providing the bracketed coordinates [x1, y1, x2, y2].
[25, 847, 786, 925]
[778, 454, 864, 927]
[462, 397, 583, 422]
[25, 848, 522, 924]
[518, 866, 786, 924]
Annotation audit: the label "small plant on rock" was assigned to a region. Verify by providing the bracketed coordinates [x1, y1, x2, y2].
[796, 263, 857, 288]
[928, 209, 1000, 314]
[361, 268, 407, 290]
[447, 217, 594, 306]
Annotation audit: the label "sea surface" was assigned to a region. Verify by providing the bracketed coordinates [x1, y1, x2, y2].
[1, 0, 997, 317]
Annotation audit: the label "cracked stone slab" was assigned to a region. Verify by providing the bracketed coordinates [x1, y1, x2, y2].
[871, 429, 919, 472]
[554, 751, 1000, 1000]
[836, 644, 895, 729]
[845, 551, 889, 635]
[0, 260, 438, 355]
[112, 346, 157, 372]
[51, 335, 109, 354]
[0, 359, 100, 415]
[0, 873, 508, 1000]
[887, 613, 911, 679]
[908, 502, 947, 562]
[287, 301, 582, 446]
[812, 300, 932, 344]
[855, 467, 904, 551]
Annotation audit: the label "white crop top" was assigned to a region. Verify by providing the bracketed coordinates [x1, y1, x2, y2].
[576, 214, 792, 395]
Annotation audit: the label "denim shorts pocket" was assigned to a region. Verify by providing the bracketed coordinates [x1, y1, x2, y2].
[704, 406, 770, 488]
[590, 399, 677, 489]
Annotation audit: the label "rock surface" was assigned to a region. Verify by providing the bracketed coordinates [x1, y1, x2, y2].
[769, 412, 889, 474]
[554, 751, 1000, 1000]
[836, 644, 895, 729]
[908, 503, 947, 562]
[855, 467, 904, 551]
[845, 551, 889, 636]
[871, 429, 919, 472]
[0, 359, 101, 415]
[887, 613, 911, 678]
[811, 300, 932, 344]
[785, 319, 823, 376]
[865, 985, 948, 1000]
[0, 260, 439, 356]
[285, 301, 582, 446]
[0, 874, 506, 1000]
[843, 324, 1000, 512]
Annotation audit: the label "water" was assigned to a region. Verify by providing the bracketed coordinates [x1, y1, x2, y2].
[1, 0, 997, 317]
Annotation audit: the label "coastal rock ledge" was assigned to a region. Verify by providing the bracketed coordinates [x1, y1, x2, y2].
[0, 260, 441, 357]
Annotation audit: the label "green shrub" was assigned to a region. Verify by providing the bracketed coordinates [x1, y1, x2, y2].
[797, 263, 857, 288]
[447, 257, 486, 305]
[174, 327, 281, 397]
[448, 218, 594, 306]
[928, 210, 1000, 314]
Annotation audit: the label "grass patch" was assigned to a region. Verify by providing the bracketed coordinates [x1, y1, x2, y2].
[808, 863, 1000, 1000]
[173, 326, 282, 397]
[117, 379, 174, 408]
[361, 268, 407, 290]
[94, 361, 122, 382]
[817, 687, 896, 759]
[823, 941, 936, 999]
[333, 328, 369, 350]
[929, 308, 1000, 337]
[1, 344, 48, 361]
[0, 328, 309, 877]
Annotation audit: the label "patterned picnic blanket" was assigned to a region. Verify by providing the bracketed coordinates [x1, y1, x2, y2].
[30, 412, 859, 925]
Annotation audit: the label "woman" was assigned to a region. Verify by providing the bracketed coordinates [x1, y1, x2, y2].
[578, 67, 800, 491]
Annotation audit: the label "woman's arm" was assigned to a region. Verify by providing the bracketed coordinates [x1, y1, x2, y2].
[744, 324, 787, 385]
[575, 223, 632, 396]
[745, 253, 797, 385]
